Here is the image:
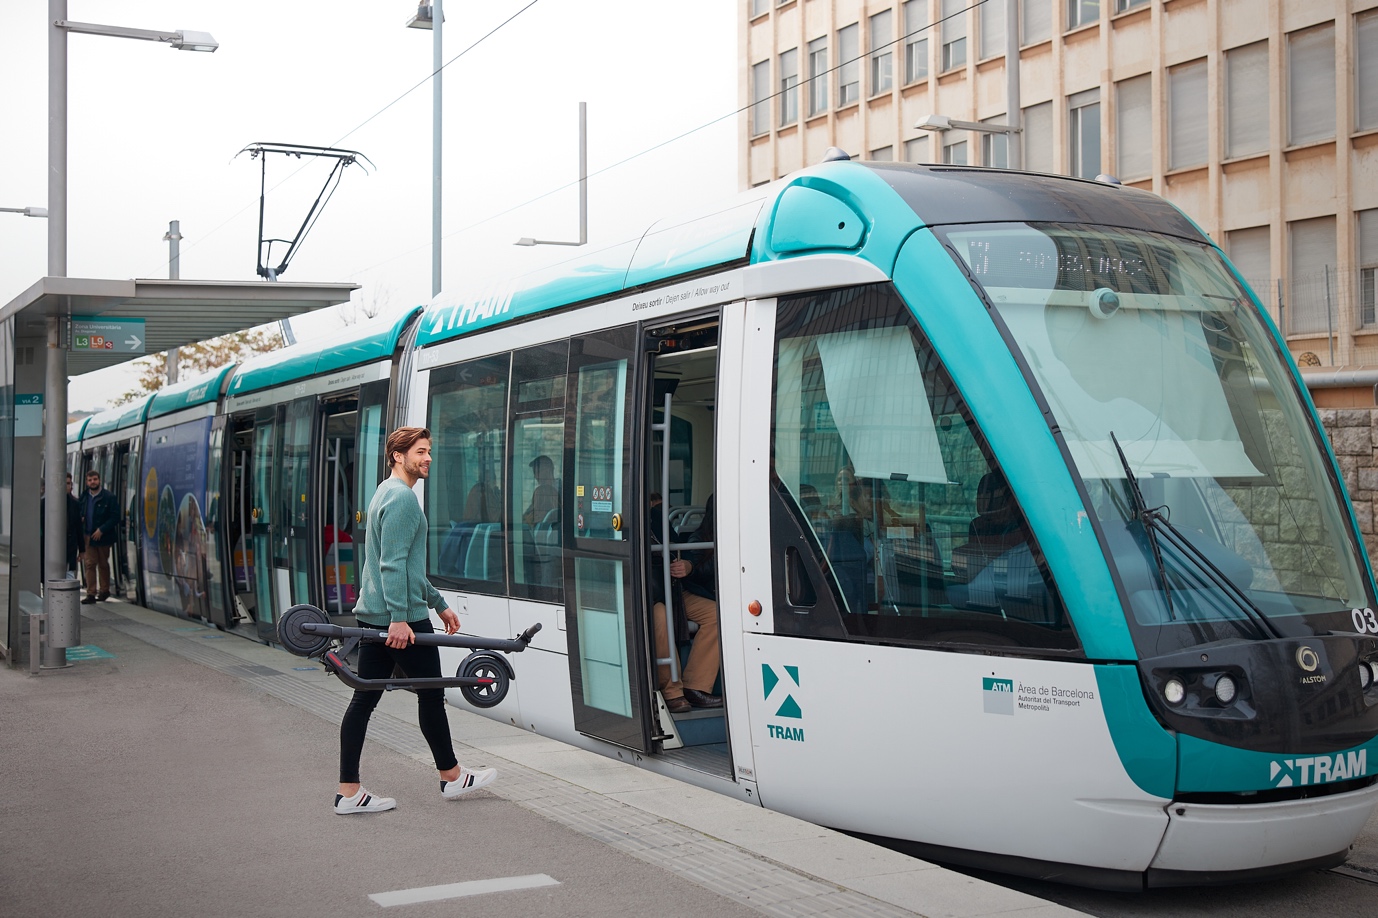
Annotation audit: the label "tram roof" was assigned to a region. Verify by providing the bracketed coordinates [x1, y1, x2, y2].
[226, 306, 422, 398]
[416, 162, 1203, 349]
[83, 394, 154, 438]
[66, 417, 89, 445]
[147, 364, 238, 419]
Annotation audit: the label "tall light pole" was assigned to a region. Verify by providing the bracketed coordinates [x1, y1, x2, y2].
[1005, 0, 1022, 170]
[407, 1, 444, 298]
[515, 102, 589, 248]
[164, 220, 182, 384]
[45, 0, 217, 660]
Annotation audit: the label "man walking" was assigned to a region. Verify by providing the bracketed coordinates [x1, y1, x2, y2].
[78, 469, 118, 604]
[336, 426, 497, 814]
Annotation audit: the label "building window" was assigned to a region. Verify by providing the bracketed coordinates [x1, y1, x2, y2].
[943, 137, 969, 164]
[981, 115, 1009, 167]
[1023, 100, 1054, 173]
[870, 146, 895, 161]
[979, 0, 1005, 60]
[1358, 10, 1378, 131]
[751, 60, 771, 136]
[1116, 74, 1152, 179]
[751, 0, 769, 17]
[1288, 22, 1336, 146]
[1288, 216, 1337, 335]
[870, 10, 894, 95]
[1226, 42, 1269, 158]
[1169, 59, 1208, 169]
[1360, 210, 1378, 327]
[905, 136, 930, 162]
[1068, 88, 1101, 178]
[1226, 226, 1272, 310]
[904, 1, 929, 83]
[1115, 0, 1148, 12]
[838, 24, 860, 107]
[808, 37, 829, 116]
[940, 0, 967, 71]
[780, 48, 800, 127]
[1067, 0, 1099, 31]
[1023, 0, 1052, 45]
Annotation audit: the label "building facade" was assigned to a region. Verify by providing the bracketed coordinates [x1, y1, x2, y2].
[740, 0, 1378, 399]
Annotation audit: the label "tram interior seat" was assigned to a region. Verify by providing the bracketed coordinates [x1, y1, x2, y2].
[464, 523, 504, 581]
[669, 506, 704, 537]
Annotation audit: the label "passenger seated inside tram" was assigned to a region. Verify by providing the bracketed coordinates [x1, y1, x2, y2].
[948, 470, 1051, 623]
[463, 476, 503, 524]
[649, 493, 722, 715]
[521, 455, 559, 527]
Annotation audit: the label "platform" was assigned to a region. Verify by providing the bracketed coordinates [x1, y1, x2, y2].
[0, 599, 1085, 918]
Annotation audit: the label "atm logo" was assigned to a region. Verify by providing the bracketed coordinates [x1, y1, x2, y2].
[762, 664, 803, 742]
[983, 677, 1014, 716]
[1270, 751, 1368, 787]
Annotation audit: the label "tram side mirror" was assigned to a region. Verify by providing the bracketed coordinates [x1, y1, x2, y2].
[1089, 287, 1121, 319]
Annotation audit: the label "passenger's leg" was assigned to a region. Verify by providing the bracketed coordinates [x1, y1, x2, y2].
[83, 542, 97, 598]
[389, 623, 460, 776]
[338, 639, 392, 795]
[651, 601, 684, 700]
[96, 545, 111, 595]
[680, 593, 721, 694]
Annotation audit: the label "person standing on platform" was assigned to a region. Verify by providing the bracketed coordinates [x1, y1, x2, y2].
[335, 426, 497, 815]
[78, 469, 118, 604]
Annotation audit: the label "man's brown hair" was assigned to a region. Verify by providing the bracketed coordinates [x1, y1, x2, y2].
[385, 426, 432, 468]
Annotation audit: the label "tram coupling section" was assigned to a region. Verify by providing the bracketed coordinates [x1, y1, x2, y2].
[277, 603, 540, 708]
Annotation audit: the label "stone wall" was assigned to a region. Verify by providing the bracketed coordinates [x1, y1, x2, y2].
[1318, 409, 1378, 566]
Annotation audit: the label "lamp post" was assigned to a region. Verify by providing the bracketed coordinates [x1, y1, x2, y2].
[0, 207, 49, 218]
[407, 1, 444, 298]
[914, 114, 1022, 168]
[515, 102, 589, 248]
[44, 0, 217, 654]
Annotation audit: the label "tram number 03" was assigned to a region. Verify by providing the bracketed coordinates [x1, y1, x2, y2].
[1353, 607, 1378, 634]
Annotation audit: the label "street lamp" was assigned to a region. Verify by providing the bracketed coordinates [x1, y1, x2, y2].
[0, 207, 49, 218]
[406, 1, 444, 298]
[515, 102, 589, 248]
[914, 114, 1022, 167]
[43, 0, 218, 658]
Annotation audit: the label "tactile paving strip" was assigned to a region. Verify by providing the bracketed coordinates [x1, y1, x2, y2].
[105, 616, 918, 918]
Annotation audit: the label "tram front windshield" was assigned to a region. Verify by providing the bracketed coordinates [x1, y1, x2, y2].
[942, 222, 1373, 653]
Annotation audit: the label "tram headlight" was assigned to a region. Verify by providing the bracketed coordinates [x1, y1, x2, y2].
[1163, 678, 1186, 706]
[1213, 674, 1238, 705]
[1361, 661, 1375, 691]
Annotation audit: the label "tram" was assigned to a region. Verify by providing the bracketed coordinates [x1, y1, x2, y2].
[67, 160, 1378, 889]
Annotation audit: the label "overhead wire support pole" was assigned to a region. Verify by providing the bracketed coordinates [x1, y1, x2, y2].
[433, 0, 443, 298]
[1005, 0, 1022, 170]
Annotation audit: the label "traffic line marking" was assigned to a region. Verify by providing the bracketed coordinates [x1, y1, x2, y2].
[369, 874, 559, 907]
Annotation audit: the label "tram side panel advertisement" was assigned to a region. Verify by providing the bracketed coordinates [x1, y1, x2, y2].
[142, 419, 213, 620]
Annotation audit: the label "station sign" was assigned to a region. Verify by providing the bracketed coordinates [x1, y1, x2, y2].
[71, 316, 145, 354]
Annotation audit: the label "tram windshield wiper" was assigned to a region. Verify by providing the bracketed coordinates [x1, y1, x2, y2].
[1109, 432, 1281, 639]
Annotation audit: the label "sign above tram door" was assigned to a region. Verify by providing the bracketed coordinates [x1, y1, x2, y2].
[70, 316, 146, 354]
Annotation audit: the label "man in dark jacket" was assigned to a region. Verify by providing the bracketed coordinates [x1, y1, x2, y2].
[39, 473, 85, 579]
[78, 469, 119, 603]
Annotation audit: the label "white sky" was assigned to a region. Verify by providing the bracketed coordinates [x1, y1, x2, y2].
[0, 0, 740, 412]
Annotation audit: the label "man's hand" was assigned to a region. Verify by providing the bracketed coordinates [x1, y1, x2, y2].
[92, 528, 102, 542]
[439, 608, 461, 635]
[669, 559, 693, 579]
[385, 620, 415, 649]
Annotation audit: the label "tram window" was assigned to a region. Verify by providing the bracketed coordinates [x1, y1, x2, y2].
[508, 341, 568, 602]
[427, 354, 510, 594]
[771, 284, 1080, 653]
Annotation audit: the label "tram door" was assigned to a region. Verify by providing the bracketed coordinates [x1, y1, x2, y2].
[248, 407, 280, 641]
[347, 382, 389, 614]
[111, 439, 136, 600]
[316, 391, 368, 618]
[561, 326, 652, 752]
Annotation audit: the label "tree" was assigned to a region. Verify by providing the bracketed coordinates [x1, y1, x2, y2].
[337, 282, 392, 327]
[114, 327, 284, 405]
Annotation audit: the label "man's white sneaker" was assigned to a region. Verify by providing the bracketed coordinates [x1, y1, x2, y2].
[334, 788, 396, 814]
[441, 766, 497, 799]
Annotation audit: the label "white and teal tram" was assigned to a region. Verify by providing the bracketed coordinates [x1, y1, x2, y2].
[69, 160, 1378, 888]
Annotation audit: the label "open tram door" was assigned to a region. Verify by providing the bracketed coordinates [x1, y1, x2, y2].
[561, 327, 654, 752]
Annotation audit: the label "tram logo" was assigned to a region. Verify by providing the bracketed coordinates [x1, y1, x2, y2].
[1296, 646, 1320, 672]
[762, 664, 803, 743]
[983, 677, 1014, 715]
[1269, 751, 1367, 787]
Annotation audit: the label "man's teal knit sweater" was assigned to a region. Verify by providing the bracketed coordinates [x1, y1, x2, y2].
[354, 477, 447, 626]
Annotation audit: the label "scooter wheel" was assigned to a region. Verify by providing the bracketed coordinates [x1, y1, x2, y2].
[459, 655, 509, 708]
[278, 604, 330, 657]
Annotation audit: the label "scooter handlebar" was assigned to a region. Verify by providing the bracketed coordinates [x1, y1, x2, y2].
[301, 621, 537, 654]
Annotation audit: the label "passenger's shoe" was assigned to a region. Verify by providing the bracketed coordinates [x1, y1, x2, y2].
[97, 591, 110, 601]
[80, 595, 97, 605]
[441, 766, 497, 799]
[334, 788, 396, 814]
[664, 694, 692, 714]
[683, 688, 723, 709]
